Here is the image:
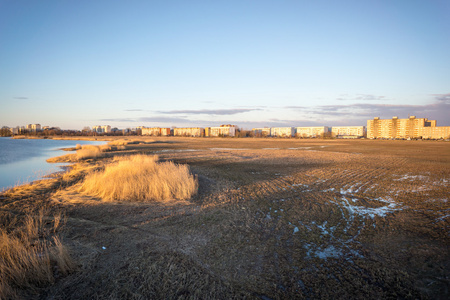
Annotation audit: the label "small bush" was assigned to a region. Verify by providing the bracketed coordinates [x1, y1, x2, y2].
[108, 139, 154, 146]
[79, 155, 198, 201]
[76, 144, 111, 160]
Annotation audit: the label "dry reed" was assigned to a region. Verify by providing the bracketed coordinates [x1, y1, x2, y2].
[76, 144, 111, 160]
[0, 211, 75, 299]
[79, 154, 198, 201]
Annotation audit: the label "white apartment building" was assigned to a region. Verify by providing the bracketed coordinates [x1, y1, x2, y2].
[252, 128, 271, 137]
[295, 126, 329, 138]
[141, 127, 171, 136]
[173, 127, 204, 137]
[331, 126, 366, 138]
[208, 125, 238, 137]
[271, 127, 294, 137]
[26, 124, 41, 132]
[142, 127, 161, 136]
[93, 125, 111, 133]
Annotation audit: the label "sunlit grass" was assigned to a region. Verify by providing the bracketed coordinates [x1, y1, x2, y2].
[0, 209, 75, 299]
[79, 154, 198, 201]
[76, 144, 111, 160]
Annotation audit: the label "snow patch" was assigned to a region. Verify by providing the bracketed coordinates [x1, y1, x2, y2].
[339, 196, 401, 218]
[393, 174, 428, 181]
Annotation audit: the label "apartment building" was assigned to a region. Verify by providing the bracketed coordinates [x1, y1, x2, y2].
[141, 127, 171, 136]
[93, 125, 111, 133]
[420, 126, 450, 139]
[295, 126, 329, 138]
[207, 125, 238, 137]
[331, 126, 365, 138]
[26, 124, 41, 132]
[173, 127, 204, 137]
[367, 116, 449, 139]
[271, 127, 294, 137]
[252, 128, 271, 137]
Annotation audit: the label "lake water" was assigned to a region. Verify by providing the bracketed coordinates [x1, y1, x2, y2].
[0, 138, 105, 191]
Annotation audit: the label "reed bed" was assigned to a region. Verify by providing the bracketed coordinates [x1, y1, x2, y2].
[107, 139, 154, 146]
[75, 144, 111, 160]
[0, 210, 75, 299]
[79, 154, 198, 201]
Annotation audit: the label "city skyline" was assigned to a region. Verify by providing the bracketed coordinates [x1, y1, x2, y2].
[1, 1, 449, 130]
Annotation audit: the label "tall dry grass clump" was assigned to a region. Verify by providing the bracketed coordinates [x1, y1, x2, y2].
[0, 210, 75, 299]
[76, 144, 111, 160]
[79, 155, 198, 201]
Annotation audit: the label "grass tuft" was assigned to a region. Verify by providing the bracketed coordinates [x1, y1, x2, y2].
[0, 210, 75, 299]
[79, 154, 198, 201]
[76, 144, 111, 160]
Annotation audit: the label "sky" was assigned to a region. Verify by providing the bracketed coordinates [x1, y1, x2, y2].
[1, 0, 449, 130]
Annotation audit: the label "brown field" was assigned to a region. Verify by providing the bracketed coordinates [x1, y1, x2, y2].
[1, 137, 449, 299]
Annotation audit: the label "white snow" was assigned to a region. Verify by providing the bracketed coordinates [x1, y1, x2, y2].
[339, 196, 401, 218]
[393, 174, 428, 181]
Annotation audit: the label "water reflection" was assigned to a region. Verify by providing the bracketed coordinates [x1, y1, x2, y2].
[0, 139, 105, 191]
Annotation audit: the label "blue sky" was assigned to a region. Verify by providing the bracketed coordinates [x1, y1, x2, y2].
[1, 0, 449, 130]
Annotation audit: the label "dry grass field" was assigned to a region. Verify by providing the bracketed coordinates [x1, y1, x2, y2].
[1, 137, 449, 299]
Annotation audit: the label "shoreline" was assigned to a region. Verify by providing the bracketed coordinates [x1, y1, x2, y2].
[0, 138, 111, 194]
[11, 135, 114, 141]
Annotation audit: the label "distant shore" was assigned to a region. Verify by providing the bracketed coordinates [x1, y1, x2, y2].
[11, 135, 114, 141]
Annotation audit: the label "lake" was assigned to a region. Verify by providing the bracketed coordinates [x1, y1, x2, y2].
[0, 138, 105, 191]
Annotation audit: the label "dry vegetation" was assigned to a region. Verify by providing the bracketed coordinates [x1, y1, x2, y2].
[1, 137, 449, 299]
[79, 154, 198, 201]
[75, 144, 111, 160]
[0, 208, 75, 299]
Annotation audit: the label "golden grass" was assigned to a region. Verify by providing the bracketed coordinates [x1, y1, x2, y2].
[75, 144, 111, 160]
[79, 154, 198, 201]
[107, 139, 153, 146]
[0, 210, 75, 299]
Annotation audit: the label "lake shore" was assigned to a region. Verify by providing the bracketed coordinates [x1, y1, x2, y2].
[1, 138, 449, 299]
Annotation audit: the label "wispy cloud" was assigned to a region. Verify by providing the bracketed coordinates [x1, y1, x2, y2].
[99, 116, 194, 124]
[124, 109, 145, 112]
[301, 100, 450, 126]
[157, 108, 261, 115]
[432, 93, 450, 102]
[336, 94, 386, 101]
[138, 116, 192, 123]
[100, 118, 136, 122]
[14, 96, 28, 100]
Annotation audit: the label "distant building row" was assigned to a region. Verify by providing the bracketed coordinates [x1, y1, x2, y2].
[367, 116, 450, 139]
[9, 124, 61, 134]
[252, 126, 366, 138]
[142, 125, 238, 137]
[141, 125, 366, 138]
[7, 116, 448, 140]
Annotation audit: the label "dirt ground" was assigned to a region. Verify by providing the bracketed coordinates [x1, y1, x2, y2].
[2, 137, 449, 299]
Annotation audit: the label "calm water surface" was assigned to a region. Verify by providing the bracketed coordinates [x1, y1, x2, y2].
[0, 138, 105, 191]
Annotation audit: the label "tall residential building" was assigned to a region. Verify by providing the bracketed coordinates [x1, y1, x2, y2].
[271, 127, 294, 137]
[295, 126, 329, 138]
[141, 127, 171, 136]
[93, 125, 111, 133]
[207, 125, 238, 137]
[367, 116, 449, 139]
[31, 124, 41, 131]
[26, 124, 41, 132]
[252, 128, 271, 137]
[331, 126, 365, 138]
[173, 127, 204, 137]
